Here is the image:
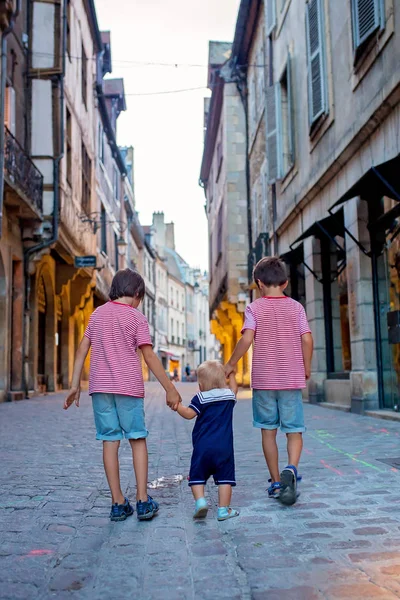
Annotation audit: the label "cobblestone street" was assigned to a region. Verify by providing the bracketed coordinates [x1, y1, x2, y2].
[1, 383, 400, 599]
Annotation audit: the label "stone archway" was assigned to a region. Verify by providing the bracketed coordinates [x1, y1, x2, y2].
[0, 251, 7, 399]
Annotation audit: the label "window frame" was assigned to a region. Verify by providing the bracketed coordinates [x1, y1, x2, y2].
[351, 0, 383, 53]
[81, 142, 91, 215]
[81, 42, 87, 109]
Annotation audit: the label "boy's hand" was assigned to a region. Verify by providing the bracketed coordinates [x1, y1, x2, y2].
[64, 387, 81, 410]
[224, 363, 235, 378]
[166, 388, 181, 411]
[305, 367, 311, 380]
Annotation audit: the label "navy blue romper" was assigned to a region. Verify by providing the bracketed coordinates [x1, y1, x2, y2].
[188, 388, 236, 487]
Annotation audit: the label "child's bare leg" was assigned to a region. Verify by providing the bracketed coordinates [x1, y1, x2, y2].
[191, 484, 205, 501]
[286, 433, 303, 468]
[261, 429, 280, 482]
[129, 438, 148, 502]
[218, 484, 232, 507]
[103, 441, 125, 505]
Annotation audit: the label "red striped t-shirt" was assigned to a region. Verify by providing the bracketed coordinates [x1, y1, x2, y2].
[242, 296, 311, 390]
[84, 301, 152, 398]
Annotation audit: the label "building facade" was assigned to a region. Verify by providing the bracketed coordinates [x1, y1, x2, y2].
[225, 0, 400, 413]
[0, 0, 132, 401]
[200, 41, 251, 387]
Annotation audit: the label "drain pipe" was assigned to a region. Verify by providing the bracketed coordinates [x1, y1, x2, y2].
[22, 0, 66, 397]
[0, 0, 21, 237]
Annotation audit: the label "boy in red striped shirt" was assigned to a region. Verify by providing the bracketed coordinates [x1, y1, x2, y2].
[225, 257, 313, 505]
[64, 269, 181, 521]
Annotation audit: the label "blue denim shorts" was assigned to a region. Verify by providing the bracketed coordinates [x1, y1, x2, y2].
[91, 393, 148, 441]
[252, 389, 306, 434]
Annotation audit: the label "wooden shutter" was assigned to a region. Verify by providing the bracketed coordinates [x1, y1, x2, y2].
[306, 0, 327, 126]
[266, 0, 276, 35]
[352, 0, 381, 49]
[266, 84, 280, 183]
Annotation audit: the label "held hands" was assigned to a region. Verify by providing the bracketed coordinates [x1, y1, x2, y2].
[224, 362, 235, 378]
[305, 367, 311, 380]
[166, 387, 182, 411]
[64, 387, 81, 410]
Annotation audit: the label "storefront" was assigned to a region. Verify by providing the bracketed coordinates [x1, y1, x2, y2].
[330, 155, 400, 412]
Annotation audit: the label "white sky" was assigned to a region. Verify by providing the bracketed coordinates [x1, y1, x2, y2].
[95, 0, 240, 271]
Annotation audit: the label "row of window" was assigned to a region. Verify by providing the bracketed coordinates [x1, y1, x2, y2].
[264, 0, 385, 183]
[170, 288, 185, 311]
[170, 319, 185, 341]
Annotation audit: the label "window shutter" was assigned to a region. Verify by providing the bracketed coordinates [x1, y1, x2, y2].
[4, 87, 16, 135]
[266, 84, 280, 183]
[286, 53, 294, 168]
[352, 0, 381, 49]
[266, 0, 276, 35]
[261, 164, 268, 233]
[306, 0, 326, 126]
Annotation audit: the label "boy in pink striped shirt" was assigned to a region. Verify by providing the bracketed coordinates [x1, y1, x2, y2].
[64, 269, 181, 522]
[225, 257, 313, 505]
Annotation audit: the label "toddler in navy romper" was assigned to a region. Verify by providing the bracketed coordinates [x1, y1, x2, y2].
[177, 360, 239, 521]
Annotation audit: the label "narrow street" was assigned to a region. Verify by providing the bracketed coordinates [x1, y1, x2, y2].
[1, 384, 400, 599]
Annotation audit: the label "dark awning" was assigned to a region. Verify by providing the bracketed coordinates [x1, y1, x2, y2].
[331, 155, 400, 209]
[290, 209, 344, 248]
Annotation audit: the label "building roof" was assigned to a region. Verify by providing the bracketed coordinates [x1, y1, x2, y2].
[231, 0, 262, 65]
[208, 41, 232, 87]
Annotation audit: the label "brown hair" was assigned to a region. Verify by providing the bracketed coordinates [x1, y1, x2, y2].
[197, 361, 226, 391]
[254, 256, 288, 288]
[109, 268, 145, 301]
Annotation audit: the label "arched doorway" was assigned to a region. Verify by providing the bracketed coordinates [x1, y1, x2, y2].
[0, 251, 7, 399]
[36, 266, 55, 392]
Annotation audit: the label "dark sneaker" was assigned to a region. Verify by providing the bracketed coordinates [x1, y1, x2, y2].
[136, 495, 159, 521]
[278, 465, 301, 506]
[110, 497, 134, 522]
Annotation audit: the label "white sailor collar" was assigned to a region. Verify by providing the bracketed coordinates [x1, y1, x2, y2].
[197, 388, 236, 404]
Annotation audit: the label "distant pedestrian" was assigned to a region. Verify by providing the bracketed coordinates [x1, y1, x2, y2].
[225, 257, 313, 506]
[176, 360, 239, 521]
[185, 363, 191, 378]
[64, 268, 181, 522]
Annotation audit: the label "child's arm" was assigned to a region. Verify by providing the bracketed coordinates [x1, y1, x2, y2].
[228, 372, 238, 395]
[225, 329, 255, 377]
[301, 332, 314, 380]
[176, 404, 197, 420]
[140, 345, 181, 410]
[64, 336, 91, 409]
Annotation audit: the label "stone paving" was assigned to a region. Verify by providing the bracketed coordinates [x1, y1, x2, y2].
[1, 383, 400, 599]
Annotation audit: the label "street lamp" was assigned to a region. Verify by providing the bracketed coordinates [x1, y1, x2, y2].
[116, 234, 128, 257]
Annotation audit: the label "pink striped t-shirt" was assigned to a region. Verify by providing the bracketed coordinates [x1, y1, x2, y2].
[84, 301, 152, 398]
[242, 296, 311, 390]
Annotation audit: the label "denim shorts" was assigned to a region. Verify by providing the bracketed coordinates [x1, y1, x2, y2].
[91, 393, 148, 441]
[252, 389, 306, 434]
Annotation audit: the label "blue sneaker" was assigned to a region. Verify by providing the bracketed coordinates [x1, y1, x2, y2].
[267, 480, 281, 499]
[278, 465, 301, 506]
[193, 497, 208, 519]
[136, 495, 159, 521]
[217, 507, 240, 521]
[110, 497, 134, 522]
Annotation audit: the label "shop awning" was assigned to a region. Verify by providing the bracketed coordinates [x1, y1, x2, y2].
[290, 209, 345, 250]
[331, 154, 400, 210]
[289, 210, 345, 283]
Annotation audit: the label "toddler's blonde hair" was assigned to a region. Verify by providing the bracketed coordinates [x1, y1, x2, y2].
[197, 360, 226, 392]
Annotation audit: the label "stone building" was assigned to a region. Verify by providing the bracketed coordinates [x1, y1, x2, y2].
[200, 41, 251, 386]
[229, 0, 400, 413]
[0, 0, 44, 400]
[0, 0, 132, 401]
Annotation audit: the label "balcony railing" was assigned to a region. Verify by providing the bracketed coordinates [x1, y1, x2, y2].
[4, 127, 43, 214]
